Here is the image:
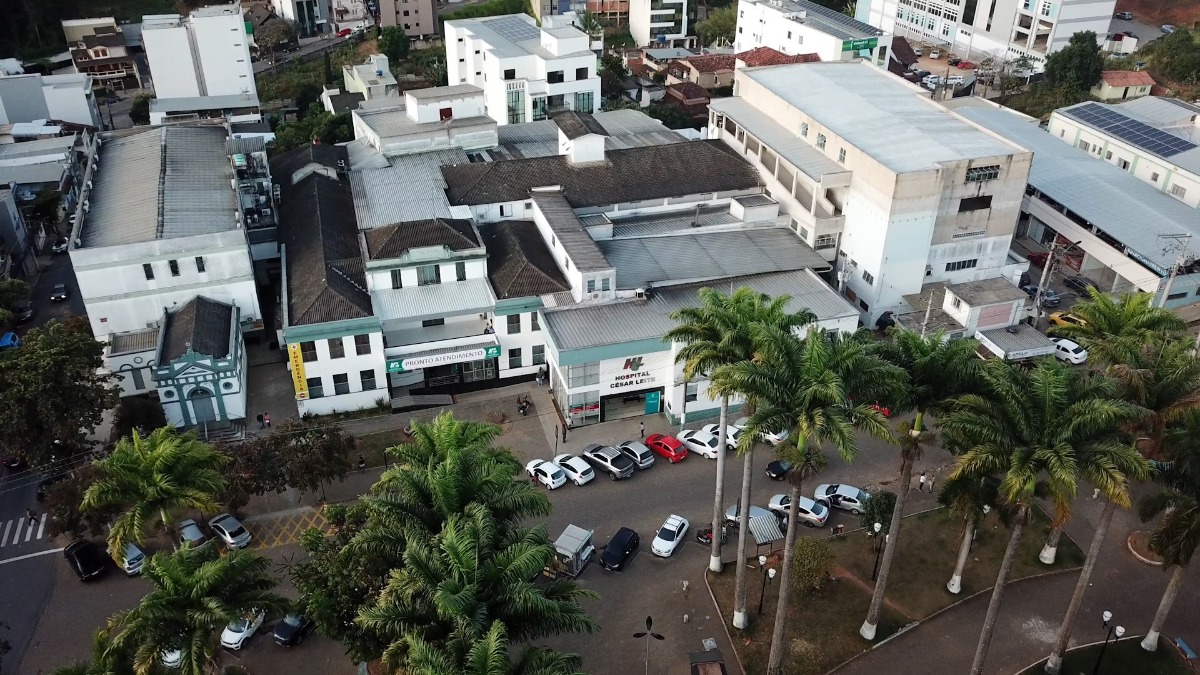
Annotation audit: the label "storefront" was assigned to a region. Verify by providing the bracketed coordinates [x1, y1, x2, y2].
[557, 351, 672, 426]
[386, 342, 502, 390]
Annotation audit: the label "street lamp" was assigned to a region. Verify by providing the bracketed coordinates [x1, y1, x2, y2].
[757, 555, 777, 614]
[1092, 611, 1125, 675]
[871, 523, 884, 581]
[632, 615, 665, 675]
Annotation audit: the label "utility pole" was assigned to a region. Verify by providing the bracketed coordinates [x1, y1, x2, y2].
[1157, 234, 1192, 309]
[1032, 239, 1082, 326]
[919, 292, 934, 338]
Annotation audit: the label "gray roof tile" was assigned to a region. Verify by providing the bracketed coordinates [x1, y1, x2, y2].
[160, 296, 234, 362]
[479, 220, 571, 299]
[552, 111, 608, 139]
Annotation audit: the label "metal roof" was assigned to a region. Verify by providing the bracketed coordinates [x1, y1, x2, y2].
[747, 514, 784, 546]
[977, 323, 1055, 357]
[956, 104, 1200, 273]
[370, 278, 496, 322]
[531, 191, 612, 273]
[354, 105, 495, 139]
[608, 205, 741, 238]
[739, 62, 1020, 173]
[148, 94, 261, 112]
[945, 277, 1027, 305]
[109, 327, 160, 356]
[488, 109, 684, 160]
[542, 269, 857, 351]
[0, 135, 76, 159]
[597, 228, 829, 290]
[348, 149, 466, 229]
[0, 162, 66, 185]
[741, 0, 881, 39]
[406, 83, 484, 100]
[709, 97, 846, 180]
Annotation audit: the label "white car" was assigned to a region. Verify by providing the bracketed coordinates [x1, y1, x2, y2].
[814, 483, 871, 515]
[651, 514, 690, 557]
[554, 453, 595, 485]
[1052, 338, 1088, 365]
[676, 429, 722, 459]
[160, 648, 182, 669]
[768, 494, 830, 528]
[929, 49, 942, 59]
[701, 423, 744, 450]
[946, 74, 964, 85]
[525, 459, 567, 489]
[208, 513, 252, 549]
[220, 610, 265, 650]
[734, 417, 790, 446]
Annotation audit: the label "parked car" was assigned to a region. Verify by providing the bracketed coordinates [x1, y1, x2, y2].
[553, 453, 595, 485]
[273, 613, 317, 646]
[644, 433, 687, 463]
[701, 423, 744, 450]
[336, 27, 353, 37]
[221, 610, 265, 650]
[160, 647, 183, 669]
[1063, 275, 1098, 294]
[958, 60, 977, 69]
[1053, 338, 1089, 365]
[600, 527, 640, 571]
[814, 483, 871, 515]
[1114, 11, 1133, 19]
[929, 49, 942, 59]
[724, 503, 782, 529]
[913, 46, 923, 56]
[1040, 289, 1062, 307]
[113, 541, 147, 576]
[14, 301, 34, 323]
[922, 74, 942, 87]
[910, 69, 931, 79]
[767, 494, 829, 528]
[618, 440, 656, 470]
[1, 455, 23, 471]
[49, 283, 69, 302]
[208, 513, 252, 549]
[734, 417, 789, 446]
[676, 429, 722, 459]
[581, 443, 635, 480]
[1123, 31, 1139, 39]
[525, 459, 567, 489]
[948, 54, 962, 65]
[1026, 251, 1050, 267]
[651, 514, 689, 558]
[1161, 24, 1176, 33]
[64, 540, 107, 581]
[946, 74, 965, 86]
[1048, 312, 1087, 329]
[176, 518, 208, 548]
[52, 238, 70, 254]
[765, 459, 791, 480]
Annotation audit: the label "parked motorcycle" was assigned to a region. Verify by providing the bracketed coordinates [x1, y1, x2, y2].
[695, 524, 729, 545]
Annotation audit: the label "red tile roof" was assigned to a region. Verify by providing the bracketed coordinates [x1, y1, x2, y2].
[735, 47, 820, 68]
[686, 54, 736, 73]
[668, 81, 711, 102]
[1100, 70, 1155, 87]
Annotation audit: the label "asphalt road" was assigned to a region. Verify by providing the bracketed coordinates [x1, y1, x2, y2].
[1108, 14, 1169, 50]
[0, 467, 59, 674]
[19, 252, 85, 332]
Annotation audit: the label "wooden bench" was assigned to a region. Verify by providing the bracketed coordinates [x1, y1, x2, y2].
[1174, 637, 1198, 668]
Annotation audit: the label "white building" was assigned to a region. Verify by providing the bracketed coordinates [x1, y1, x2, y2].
[857, 0, 1115, 71]
[275, 0, 332, 37]
[735, 0, 891, 66]
[629, 0, 690, 48]
[144, 7, 255, 100]
[0, 73, 102, 128]
[351, 84, 498, 157]
[1047, 97, 1200, 209]
[343, 55, 399, 101]
[445, 14, 601, 125]
[708, 61, 1031, 326]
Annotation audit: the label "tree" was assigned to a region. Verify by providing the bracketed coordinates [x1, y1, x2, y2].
[858, 490, 896, 533]
[42, 463, 117, 539]
[599, 53, 629, 101]
[696, 6, 735, 48]
[104, 543, 289, 675]
[0, 279, 29, 327]
[49, 630, 135, 675]
[1043, 30, 1104, 94]
[128, 94, 151, 125]
[1108, 338, 1200, 461]
[268, 105, 354, 154]
[573, 11, 604, 40]
[378, 26, 410, 64]
[82, 427, 226, 559]
[256, 18, 298, 66]
[111, 397, 167, 446]
[938, 472, 1001, 594]
[791, 537, 835, 594]
[404, 620, 585, 675]
[1147, 27, 1200, 84]
[252, 417, 354, 500]
[714, 327, 899, 674]
[940, 359, 1142, 675]
[1049, 290, 1185, 367]
[0, 317, 118, 468]
[645, 102, 694, 130]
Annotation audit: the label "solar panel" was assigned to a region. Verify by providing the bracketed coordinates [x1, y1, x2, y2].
[480, 15, 540, 43]
[1062, 102, 1197, 158]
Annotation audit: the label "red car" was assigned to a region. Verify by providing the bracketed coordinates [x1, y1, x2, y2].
[336, 28, 353, 37]
[869, 403, 892, 418]
[958, 61, 976, 69]
[645, 433, 687, 463]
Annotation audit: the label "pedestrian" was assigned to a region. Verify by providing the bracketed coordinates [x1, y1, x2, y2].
[536, 370, 544, 386]
[26, 508, 37, 526]
[264, 413, 271, 428]
[927, 474, 936, 493]
[256, 413, 264, 429]
[357, 455, 366, 473]
[640, 421, 645, 438]
[918, 470, 926, 493]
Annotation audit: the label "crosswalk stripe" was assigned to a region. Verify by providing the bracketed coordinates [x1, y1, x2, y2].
[8, 520, 22, 546]
[37, 514, 46, 539]
[1, 520, 10, 547]
[24, 519, 34, 542]
[0, 518, 51, 547]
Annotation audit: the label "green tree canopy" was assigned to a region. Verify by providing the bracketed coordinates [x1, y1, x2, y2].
[1147, 27, 1200, 84]
[378, 26, 410, 64]
[128, 94, 151, 126]
[0, 279, 30, 327]
[1043, 30, 1104, 93]
[696, 6, 736, 48]
[268, 104, 354, 154]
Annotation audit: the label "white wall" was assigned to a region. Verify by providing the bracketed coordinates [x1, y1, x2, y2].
[406, 91, 487, 123]
[495, 310, 549, 378]
[192, 10, 255, 97]
[735, 0, 890, 64]
[364, 258, 488, 292]
[289, 332, 388, 415]
[144, 22, 201, 99]
[630, 0, 689, 47]
[41, 77, 101, 127]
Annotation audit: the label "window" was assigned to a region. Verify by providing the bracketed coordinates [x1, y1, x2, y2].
[456, 261, 466, 281]
[1151, 172, 1160, 182]
[333, 373, 350, 396]
[685, 381, 698, 402]
[195, 256, 206, 273]
[573, 91, 594, 114]
[965, 165, 1000, 182]
[507, 88, 525, 124]
[143, 263, 154, 280]
[958, 196, 993, 212]
[306, 377, 324, 398]
[814, 233, 838, 250]
[859, 299, 870, 311]
[1118, 158, 1130, 170]
[797, 223, 810, 240]
[531, 312, 540, 331]
[576, 67, 588, 80]
[1105, 151, 1113, 160]
[390, 269, 403, 289]
[1168, 292, 1187, 301]
[1170, 184, 1188, 198]
[417, 264, 441, 286]
[800, 122, 808, 137]
[300, 341, 317, 361]
[360, 369, 377, 391]
[862, 269, 875, 285]
[504, 68, 515, 80]
[837, 148, 846, 164]
[548, 70, 564, 84]
[355, 334, 372, 355]
[601, 277, 610, 291]
[568, 363, 600, 387]
[951, 296, 962, 309]
[787, 30, 792, 39]
[327, 338, 345, 359]
[422, 318, 445, 327]
[508, 348, 523, 369]
[945, 258, 978, 272]
[500, 204, 513, 217]
[507, 314, 521, 334]
[1078, 141, 1091, 153]
[816, 134, 826, 150]
[533, 344, 545, 364]
[587, 279, 596, 293]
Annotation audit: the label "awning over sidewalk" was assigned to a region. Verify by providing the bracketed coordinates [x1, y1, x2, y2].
[748, 514, 784, 547]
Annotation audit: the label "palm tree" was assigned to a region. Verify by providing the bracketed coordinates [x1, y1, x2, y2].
[938, 473, 1001, 594]
[1049, 290, 1185, 366]
[573, 10, 604, 41]
[357, 504, 597, 671]
[50, 630, 135, 675]
[1108, 337, 1200, 460]
[941, 359, 1141, 675]
[104, 542, 289, 675]
[82, 427, 226, 559]
[860, 330, 979, 639]
[404, 620, 584, 675]
[714, 326, 898, 675]
[667, 287, 814, 630]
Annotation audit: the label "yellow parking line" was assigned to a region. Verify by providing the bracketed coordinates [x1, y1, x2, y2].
[248, 507, 331, 551]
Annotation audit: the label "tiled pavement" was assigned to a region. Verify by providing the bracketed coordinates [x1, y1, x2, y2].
[244, 506, 331, 550]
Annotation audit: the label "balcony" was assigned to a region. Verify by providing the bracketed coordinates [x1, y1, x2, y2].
[384, 317, 491, 350]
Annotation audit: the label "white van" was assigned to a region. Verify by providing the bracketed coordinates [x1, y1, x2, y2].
[946, 75, 965, 86]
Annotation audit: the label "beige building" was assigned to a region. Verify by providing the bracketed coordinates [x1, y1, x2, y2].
[61, 18, 141, 91]
[377, 0, 437, 38]
[1090, 70, 1154, 102]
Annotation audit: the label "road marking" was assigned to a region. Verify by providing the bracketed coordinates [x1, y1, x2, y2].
[8, 520, 22, 546]
[24, 519, 34, 542]
[0, 547, 64, 565]
[36, 514, 46, 539]
[1, 520, 9, 547]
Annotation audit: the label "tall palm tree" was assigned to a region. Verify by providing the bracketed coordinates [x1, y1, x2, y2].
[404, 620, 584, 675]
[50, 630, 135, 675]
[938, 472, 1001, 594]
[82, 427, 226, 559]
[667, 287, 814, 630]
[941, 360, 1141, 675]
[357, 504, 597, 671]
[104, 542, 289, 675]
[1050, 289, 1185, 366]
[1108, 337, 1200, 460]
[860, 330, 979, 639]
[714, 326, 899, 675]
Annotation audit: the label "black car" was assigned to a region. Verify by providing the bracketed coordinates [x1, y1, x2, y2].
[600, 527, 639, 571]
[50, 284, 69, 302]
[1063, 275, 1098, 294]
[64, 541, 107, 581]
[765, 460, 792, 480]
[273, 614, 316, 646]
[14, 301, 34, 323]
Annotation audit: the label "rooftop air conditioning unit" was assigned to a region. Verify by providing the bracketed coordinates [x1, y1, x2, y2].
[636, 287, 646, 298]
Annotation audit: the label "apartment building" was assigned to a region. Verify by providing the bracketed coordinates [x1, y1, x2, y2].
[734, 0, 890, 66]
[143, 6, 256, 100]
[61, 18, 141, 91]
[274, 0, 332, 37]
[445, 14, 601, 126]
[629, 0, 691, 48]
[378, 0, 438, 39]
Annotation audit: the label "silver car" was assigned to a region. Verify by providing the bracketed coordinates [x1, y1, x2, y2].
[767, 494, 829, 527]
[176, 518, 208, 548]
[208, 513, 252, 549]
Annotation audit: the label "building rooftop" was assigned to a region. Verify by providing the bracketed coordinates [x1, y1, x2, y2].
[405, 83, 484, 100]
[552, 111, 608, 139]
[371, 278, 495, 323]
[530, 190, 612, 273]
[709, 97, 847, 180]
[945, 277, 1027, 306]
[542, 269, 856, 351]
[109, 327, 160, 356]
[889, 37, 919, 66]
[735, 47, 820, 67]
[486, 109, 684, 160]
[353, 104, 495, 140]
[149, 94, 261, 113]
[479, 220, 572, 299]
[0, 135, 77, 160]
[978, 323, 1055, 357]
[82, 125, 237, 248]
[41, 73, 92, 90]
[347, 60, 398, 88]
[644, 47, 696, 61]
[1055, 97, 1200, 174]
[1099, 70, 1155, 87]
[283, 173, 372, 326]
[956, 104, 1200, 274]
[598, 227, 829, 289]
[740, 62, 1019, 173]
[448, 14, 590, 60]
[444, 140, 763, 207]
[686, 54, 736, 73]
[160, 296, 234, 362]
[270, 143, 349, 189]
[348, 148, 465, 228]
[363, 218, 481, 260]
[740, 0, 882, 39]
[327, 91, 365, 114]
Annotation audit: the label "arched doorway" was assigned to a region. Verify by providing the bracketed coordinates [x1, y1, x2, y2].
[190, 387, 216, 424]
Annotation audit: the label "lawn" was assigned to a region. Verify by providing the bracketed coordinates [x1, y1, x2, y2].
[354, 429, 407, 469]
[1018, 636, 1194, 675]
[710, 506, 1085, 675]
